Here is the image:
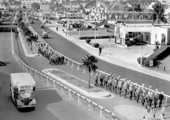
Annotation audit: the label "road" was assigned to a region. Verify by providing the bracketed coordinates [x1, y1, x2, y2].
[0, 33, 100, 120]
[30, 19, 170, 96]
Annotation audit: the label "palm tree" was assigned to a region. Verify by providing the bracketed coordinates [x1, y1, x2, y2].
[82, 55, 98, 88]
[152, 2, 167, 24]
[132, 4, 143, 12]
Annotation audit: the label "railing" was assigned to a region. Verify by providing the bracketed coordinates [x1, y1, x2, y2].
[26, 14, 170, 103]
[11, 13, 119, 120]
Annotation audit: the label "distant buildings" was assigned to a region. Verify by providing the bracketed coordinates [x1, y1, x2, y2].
[21, 0, 40, 8]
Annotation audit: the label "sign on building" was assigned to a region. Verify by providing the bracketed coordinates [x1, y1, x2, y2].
[81, 0, 109, 27]
[110, 12, 154, 21]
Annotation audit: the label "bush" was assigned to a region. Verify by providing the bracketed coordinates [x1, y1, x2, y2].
[137, 57, 146, 65]
[93, 43, 100, 48]
[86, 39, 91, 44]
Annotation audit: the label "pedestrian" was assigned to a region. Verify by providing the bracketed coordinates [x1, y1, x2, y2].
[118, 80, 122, 95]
[128, 83, 133, 100]
[107, 76, 112, 90]
[111, 78, 115, 92]
[141, 90, 146, 106]
[158, 92, 164, 108]
[94, 73, 99, 86]
[153, 89, 159, 108]
[136, 85, 142, 103]
[133, 83, 138, 100]
[115, 78, 119, 94]
[122, 80, 127, 97]
[99, 74, 104, 87]
[148, 91, 153, 108]
[99, 46, 103, 56]
[56, 27, 58, 31]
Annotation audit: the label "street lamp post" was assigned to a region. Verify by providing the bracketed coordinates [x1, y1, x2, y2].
[94, 0, 97, 43]
[79, 28, 80, 39]
[140, 45, 143, 66]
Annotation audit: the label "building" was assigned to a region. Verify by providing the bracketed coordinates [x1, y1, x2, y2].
[21, 0, 40, 9]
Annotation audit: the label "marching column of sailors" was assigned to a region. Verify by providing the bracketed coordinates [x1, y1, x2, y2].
[94, 73, 165, 109]
[38, 42, 65, 65]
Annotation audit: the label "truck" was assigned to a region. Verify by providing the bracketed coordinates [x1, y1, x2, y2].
[10, 73, 36, 110]
[41, 30, 48, 38]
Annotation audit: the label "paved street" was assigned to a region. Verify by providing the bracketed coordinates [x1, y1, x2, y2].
[31, 19, 170, 96]
[20, 18, 170, 119]
[0, 33, 100, 120]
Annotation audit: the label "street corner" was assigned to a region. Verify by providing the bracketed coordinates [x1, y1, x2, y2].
[113, 105, 146, 120]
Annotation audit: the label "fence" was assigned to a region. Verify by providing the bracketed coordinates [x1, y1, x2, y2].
[11, 15, 120, 120]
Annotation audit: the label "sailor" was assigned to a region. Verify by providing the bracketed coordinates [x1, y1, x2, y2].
[129, 82, 133, 100]
[136, 85, 142, 103]
[118, 79, 122, 95]
[148, 90, 153, 108]
[141, 84, 146, 106]
[158, 92, 165, 108]
[122, 80, 128, 97]
[153, 89, 159, 108]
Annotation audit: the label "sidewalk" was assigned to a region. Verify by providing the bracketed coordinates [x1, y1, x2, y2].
[43, 19, 170, 82]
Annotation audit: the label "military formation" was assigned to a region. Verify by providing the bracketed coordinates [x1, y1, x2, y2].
[38, 42, 65, 65]
[94, 73, 166, 109]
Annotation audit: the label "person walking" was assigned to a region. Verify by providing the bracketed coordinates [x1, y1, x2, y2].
[99, 46, 103, 56]
[158, 92, 165, 108]
[56, 27, 58, 31]
[94, 73, 99, 86]
[153, 89, 159, 108]
[122, 80, 127, 97]
[148, 91, 153, 108]
[141, 89, 146, 106]
[129, 83, 133, 100]
[136, 86, 142, 103]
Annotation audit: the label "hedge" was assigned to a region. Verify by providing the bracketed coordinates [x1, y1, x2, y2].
[86, 39, 91, 44]
[93, 43, 100, 48]
[79, 35, 115, 40]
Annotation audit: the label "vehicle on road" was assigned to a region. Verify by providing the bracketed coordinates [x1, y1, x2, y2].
[42, 30, 48, 38]
[10, 73, 36, 110]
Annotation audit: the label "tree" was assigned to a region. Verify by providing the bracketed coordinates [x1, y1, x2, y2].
[0, 11, 2, 19]
[152, 2, 167, 24]
[82, 55, 98, 88]
[26, 37, 33, 50]
[31, 2, 40, 12]
[132, 4, 143, 12]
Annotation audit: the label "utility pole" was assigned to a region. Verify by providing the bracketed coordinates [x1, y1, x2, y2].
[94, 0, 97, 42]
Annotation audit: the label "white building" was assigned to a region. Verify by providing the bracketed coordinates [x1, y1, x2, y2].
[21, 0, 40, 9]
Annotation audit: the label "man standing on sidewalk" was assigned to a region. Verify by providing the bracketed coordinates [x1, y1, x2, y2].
[99, 46, 103, 56]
